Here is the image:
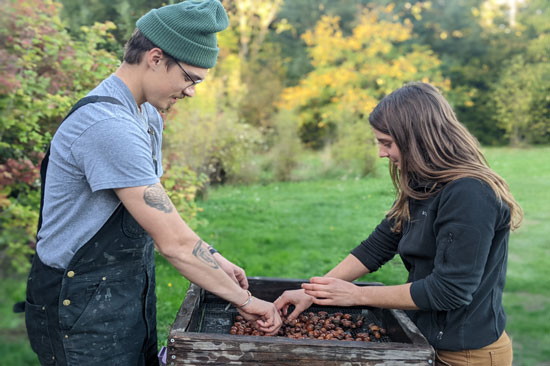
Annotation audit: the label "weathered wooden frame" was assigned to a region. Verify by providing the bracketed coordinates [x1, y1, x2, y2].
[167, 277, 435, 366]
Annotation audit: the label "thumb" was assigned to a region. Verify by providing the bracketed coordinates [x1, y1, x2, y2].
[287, 307, 302, 321]
[235, 272, 249, 290]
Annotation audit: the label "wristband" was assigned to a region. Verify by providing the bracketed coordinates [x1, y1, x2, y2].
[236, 290, 253, 308]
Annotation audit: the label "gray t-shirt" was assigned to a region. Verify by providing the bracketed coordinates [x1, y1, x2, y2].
[37, 75, 163, 269]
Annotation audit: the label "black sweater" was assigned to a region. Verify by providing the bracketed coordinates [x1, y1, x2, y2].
[351, 178, 511, 351]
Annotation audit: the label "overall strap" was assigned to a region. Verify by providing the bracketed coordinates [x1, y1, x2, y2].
[36, 96, 123, 236]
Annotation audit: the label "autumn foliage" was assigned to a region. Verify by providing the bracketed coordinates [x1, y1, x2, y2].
[279, 6, 447, 173]
[0, 0, 120, 272]
[1, 0, 548, 273]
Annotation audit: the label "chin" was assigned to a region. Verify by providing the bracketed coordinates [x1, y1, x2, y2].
[160, 100, 174, 111]
[152, 102, 169, 113]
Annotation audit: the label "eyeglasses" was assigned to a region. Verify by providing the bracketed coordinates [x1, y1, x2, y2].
[174, 60, 203, 89]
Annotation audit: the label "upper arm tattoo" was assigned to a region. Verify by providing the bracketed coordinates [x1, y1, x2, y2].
[192, 239, 219, 269]
[143, 184, 173, 213]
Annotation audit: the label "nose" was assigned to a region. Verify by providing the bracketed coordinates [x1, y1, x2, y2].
[378, 146, 388, 158]
[183, 85, 195, 97]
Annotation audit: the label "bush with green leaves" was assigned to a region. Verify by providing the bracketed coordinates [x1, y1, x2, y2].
[161, 160, 209, 230]
[264, 110, 304, 182]
[0, 0, 121, 272]
[164, 102, 265, 186]
[0, 0, 220, 272]
[490, 34, 550, 145]
[162, 48, 265, 186]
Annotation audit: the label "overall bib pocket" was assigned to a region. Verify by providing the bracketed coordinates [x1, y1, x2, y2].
[61, 274, 145, 335]
[62, 275, 149, 365]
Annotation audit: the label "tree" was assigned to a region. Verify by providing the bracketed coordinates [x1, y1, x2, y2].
[223, 0, 287, 129]
[274, 0, 372, 83]
[481, 0, 550, 144]
[278, 5, 447, 174]
[490, 34, 550, 145]
[390, 0, 550, 145]
[58, 0, 174, 55]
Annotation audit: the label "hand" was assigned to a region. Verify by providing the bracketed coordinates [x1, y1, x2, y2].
[237, 297, 282, 335]
[302, 277, 360, 307]
[273, 289, 314, 321]
[213, 252, 249, 290]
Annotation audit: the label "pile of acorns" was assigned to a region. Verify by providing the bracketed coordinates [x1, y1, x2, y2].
[229, 311, 387, 342]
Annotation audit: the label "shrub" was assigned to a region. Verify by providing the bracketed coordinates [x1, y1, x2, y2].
[267, 111, 304, 182]
[0, 0, 119, 272]
[330, 118, 377, 177]
[161, 160, 209, 230]
[163, 64, 265, 186]
[490, 35, 550, 145]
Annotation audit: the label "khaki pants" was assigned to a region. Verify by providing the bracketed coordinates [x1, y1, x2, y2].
[435, 331, 513, 366]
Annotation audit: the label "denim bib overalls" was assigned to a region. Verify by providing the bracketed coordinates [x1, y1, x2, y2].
[25, 97, 159, 366]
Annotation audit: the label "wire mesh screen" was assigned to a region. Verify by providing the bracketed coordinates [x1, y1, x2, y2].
[196, 302, 391, 342]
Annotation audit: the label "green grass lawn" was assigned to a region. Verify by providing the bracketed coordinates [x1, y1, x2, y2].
[2, 146, 549, 365]
[482, 147, 550, 365]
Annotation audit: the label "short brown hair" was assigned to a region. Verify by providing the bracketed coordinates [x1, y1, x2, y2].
[123, 28, 177, 69]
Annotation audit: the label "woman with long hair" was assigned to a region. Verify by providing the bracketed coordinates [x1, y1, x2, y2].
[275, 82, 522, 366]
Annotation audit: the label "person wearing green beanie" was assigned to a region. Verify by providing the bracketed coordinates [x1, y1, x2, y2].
[24, 1, 282, 365]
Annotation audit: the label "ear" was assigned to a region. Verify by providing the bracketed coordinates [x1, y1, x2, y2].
[145, 48, 164, 69]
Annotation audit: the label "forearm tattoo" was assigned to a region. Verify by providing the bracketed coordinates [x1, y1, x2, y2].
[192, 239, 219, 269]
[143, 184, 173, 213]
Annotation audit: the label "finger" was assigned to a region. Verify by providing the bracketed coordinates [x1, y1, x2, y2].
[234, 269, 249, 289]
[273, 296, 293, 313]
[238, 275, 249, 290]
[256, 316, 274, 328]
[234, 275, 247, 289]
[303, 289, 332, 299]
[263, 329, 279, 336]
[286, 300, 311, 321]
[302, 283, 328, 291]
[257, 317, 280, 333]
[258, 324, 279, 334]
[273, 296, 285, 310]
[256, 319, 269, 327]
[287, 307, 302, 321]
[278, 304, 288, 316]
[281, 304, 289, 316]
[228, 272, 239, 285]
[309, 276, 332, 284]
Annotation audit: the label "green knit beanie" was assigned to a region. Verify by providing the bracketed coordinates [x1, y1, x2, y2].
[136, 0, 228, 68]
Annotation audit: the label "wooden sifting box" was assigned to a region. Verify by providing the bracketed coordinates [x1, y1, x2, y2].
[167, 277, 435, 366]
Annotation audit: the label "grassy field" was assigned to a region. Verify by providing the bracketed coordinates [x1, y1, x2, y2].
[1, 146, 549, 365]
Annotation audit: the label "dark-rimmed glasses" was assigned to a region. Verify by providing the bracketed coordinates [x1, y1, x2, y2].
[174, 60, 203, 89]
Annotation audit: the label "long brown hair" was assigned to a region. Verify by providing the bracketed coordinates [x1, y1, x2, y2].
[369, 82, 523, 233]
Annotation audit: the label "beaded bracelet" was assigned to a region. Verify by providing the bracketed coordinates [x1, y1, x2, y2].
[236, 290, 253, 308]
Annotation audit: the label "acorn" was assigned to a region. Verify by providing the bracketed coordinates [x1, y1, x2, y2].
[229, 310, 389, 342]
